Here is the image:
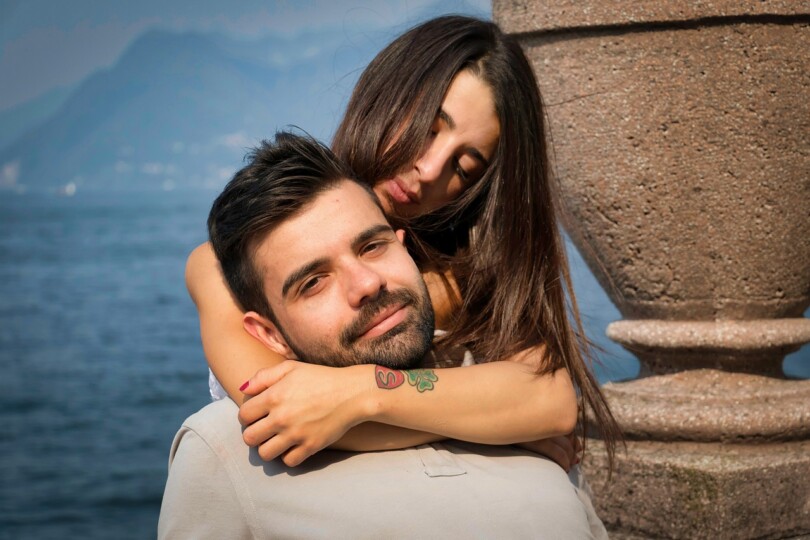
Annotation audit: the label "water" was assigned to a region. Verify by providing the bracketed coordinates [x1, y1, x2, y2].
[0, 190, 212, 539]
[0, 190, 806, 539]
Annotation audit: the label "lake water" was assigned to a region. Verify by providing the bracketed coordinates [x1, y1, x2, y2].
[0, 190, 806, 539]
[0, 191, 211, 539]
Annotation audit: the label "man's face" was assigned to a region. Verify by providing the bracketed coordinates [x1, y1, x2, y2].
[248, 180, 434, 369]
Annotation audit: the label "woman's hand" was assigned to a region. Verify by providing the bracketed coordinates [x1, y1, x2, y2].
[515, 433, 582, 473]
[238, 361, 372, 467]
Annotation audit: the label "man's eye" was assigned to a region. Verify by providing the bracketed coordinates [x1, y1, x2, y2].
[362, 241, 387, 255]
[300, 276, 322, 294]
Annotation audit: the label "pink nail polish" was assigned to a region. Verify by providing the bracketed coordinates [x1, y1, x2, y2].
[239, 380, 249, 391]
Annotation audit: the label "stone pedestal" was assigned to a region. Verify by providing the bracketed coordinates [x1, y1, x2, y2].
[492, 1, 810, 537]
[582, 438, 810, 539]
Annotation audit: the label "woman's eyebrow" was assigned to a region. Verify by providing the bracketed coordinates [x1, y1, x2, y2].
[439, 108, 489, 167]
[465, 147, 489, 167]
[438, 108, 456, 129]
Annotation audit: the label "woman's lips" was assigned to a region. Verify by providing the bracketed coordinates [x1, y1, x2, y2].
[359, 305, 409, 339]
[385, 178, 419, 205]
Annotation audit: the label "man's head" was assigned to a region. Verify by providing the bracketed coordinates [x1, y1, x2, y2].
[208, 132, 434, 369]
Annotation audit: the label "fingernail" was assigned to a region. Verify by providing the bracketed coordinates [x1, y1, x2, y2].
[239, 380, 249, 391]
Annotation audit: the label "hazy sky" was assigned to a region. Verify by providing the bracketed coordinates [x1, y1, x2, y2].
[0, 0, 491, 112]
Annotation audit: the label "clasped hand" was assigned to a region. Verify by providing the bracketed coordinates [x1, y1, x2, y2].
[238, 360, 366, 467]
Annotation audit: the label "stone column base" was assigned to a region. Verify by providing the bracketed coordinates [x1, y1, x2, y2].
[581, 439, 810, 539]
[606, 319, 810, 376]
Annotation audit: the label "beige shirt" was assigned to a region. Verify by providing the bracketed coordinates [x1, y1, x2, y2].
[158, 399, 607, 539]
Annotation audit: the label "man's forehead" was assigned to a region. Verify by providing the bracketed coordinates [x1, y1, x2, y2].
[289, 180, 387, 230]
[255, 180, 391, 291]
[265, 180, 385, 241]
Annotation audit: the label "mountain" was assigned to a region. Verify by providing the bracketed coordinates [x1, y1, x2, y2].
[0, 84, 75, 152]
[0, 28, 376, 192]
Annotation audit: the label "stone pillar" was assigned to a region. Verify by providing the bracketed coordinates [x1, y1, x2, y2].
[492, 2, 810, 538]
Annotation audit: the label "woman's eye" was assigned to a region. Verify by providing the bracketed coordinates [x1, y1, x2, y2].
[453, 158, 470, 182]
[429, 116, 442, 138]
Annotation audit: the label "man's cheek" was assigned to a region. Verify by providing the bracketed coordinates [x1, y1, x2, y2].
[300, 307, 343, 341]
[389, 250, 421, 278]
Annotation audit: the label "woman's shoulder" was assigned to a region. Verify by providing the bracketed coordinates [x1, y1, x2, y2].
[421, 268, 461, 329]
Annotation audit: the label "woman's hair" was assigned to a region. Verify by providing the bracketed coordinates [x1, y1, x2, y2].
[333, 15, 620, 467]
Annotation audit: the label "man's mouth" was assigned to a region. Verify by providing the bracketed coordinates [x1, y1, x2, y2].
[358, 304, 409, 340]
[341, 289, 419, 347]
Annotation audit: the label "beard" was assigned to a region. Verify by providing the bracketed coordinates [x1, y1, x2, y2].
[278, 284, 435, 370]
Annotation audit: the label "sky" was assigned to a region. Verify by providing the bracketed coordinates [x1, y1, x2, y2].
[0, 0, 491, 112]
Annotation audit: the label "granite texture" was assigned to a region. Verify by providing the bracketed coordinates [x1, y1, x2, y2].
[601, 369, 810, 441]
[518, 21, 810, 321]
[493, 2, 810, 537]
[607, 319, 810, 374]
[493, 0, 809, 34]
[582, 438, 810, 539]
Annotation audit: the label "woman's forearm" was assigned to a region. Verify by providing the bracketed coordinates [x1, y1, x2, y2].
[329, 423, 444, 451]
[189, 243, 575, 453]
[361, 361, 577, 444]
[238, 356, 576, 465]
[334, 355, 577, 450]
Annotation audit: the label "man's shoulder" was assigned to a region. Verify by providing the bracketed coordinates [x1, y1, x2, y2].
[183, 398, 240, 430]
[164, 401, 604, 539]
[172, 399, 243, 458]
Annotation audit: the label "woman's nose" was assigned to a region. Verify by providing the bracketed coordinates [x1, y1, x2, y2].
[414, 139, 450, 184]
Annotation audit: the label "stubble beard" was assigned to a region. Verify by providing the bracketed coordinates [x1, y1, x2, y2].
[279, 285, 435, 370]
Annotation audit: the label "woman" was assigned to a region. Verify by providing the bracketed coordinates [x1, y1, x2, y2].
[187, 15, 619, 469]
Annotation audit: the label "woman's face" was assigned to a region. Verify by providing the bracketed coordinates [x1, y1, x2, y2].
[374, 70, 500, 218]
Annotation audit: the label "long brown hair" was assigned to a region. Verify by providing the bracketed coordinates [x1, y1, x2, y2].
[333, 16, 620, 468]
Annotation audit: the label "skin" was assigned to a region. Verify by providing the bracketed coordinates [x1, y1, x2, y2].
[186, 69, 580, 468]
[242, 181, 433, 369]
[373, 70, 500, 217]
[234, 180, 577, 466]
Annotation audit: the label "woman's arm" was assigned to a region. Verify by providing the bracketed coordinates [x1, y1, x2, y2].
[186, 243, 287, 404]
[238, 358, 578, 466]
[188, 245, 576, 465]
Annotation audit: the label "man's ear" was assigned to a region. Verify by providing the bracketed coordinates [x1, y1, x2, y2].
[242, 312, 297, 360]
[395, 229, 406, 244]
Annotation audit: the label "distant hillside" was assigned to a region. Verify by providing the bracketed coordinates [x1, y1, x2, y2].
[0, 85, 75, 152]
[0, 28, 375, 192]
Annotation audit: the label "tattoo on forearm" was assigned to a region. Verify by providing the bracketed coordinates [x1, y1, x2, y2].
[375, 365, 405, 389]
[405, 369, 438, 392]
[375, 366, 438, 392]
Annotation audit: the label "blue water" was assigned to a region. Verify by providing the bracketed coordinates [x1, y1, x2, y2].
[0, 191, 212, 539]
[0, 190, 806, 539]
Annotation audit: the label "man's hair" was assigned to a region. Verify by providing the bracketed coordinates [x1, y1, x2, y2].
[208, 131, 374, 321]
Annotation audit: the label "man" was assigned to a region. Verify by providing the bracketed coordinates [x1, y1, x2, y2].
[158, 133, 606, 539]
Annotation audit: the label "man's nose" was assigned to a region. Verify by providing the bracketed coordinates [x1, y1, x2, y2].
[345, 261, 386, 308]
